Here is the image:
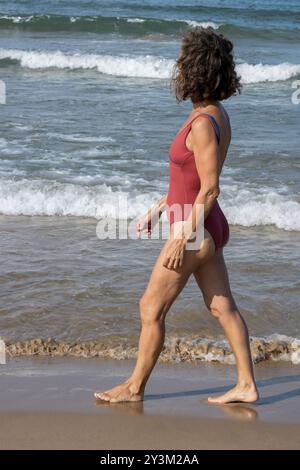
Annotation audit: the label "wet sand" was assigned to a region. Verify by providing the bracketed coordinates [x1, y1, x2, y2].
[1, 410, 300, 450]
[1, 356, 300, 449]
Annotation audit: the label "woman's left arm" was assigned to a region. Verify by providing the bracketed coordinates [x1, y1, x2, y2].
[163, 118, 220, 269]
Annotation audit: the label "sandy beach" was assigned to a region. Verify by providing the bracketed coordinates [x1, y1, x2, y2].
[1, 0, 300, 453]
[0, 356, 299, 449]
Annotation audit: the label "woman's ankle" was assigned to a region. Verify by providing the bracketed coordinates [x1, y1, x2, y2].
[125, 376, 146, 394]
[237, 379, 257, 391]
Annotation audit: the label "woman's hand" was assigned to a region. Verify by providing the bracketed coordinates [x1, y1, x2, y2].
[163, 236, 187, 270]
[136, 194, 167, 237]
[136, 212, 152, 237]
[136, 206, 161, 237]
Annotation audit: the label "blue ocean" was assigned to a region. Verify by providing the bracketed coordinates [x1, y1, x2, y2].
[0, 0, 299, 364]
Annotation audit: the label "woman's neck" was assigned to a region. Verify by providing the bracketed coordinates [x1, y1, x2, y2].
[192, 99, 219, 110]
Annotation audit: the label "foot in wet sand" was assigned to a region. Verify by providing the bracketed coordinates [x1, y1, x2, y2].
[94, 380, 144, 403]
[207, 384, 259, 405]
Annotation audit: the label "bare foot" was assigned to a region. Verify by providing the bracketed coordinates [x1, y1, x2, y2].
[94, 380, 144, 403]
[207, 384, 259, 405]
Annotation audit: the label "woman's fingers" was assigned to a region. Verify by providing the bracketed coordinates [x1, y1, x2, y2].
[163, 252, 171, 268]
[163, 239, 186, 270]
[136, 221, 145, 235]
[173, 247, 181, 269]
[165, 251, 178, 270]
[173, 257, 179, 270]
[174, 250, 182, 270]
[178, 247, 184, 267]
[136, 220, 152, 238]
[168, 259, 174, 270]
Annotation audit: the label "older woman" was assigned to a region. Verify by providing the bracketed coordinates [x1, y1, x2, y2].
[95, 26, 259, 405]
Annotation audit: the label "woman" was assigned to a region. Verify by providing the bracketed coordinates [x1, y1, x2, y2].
[95, 27, 259, 405]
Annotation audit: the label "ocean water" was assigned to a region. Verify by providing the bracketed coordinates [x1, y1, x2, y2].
[0, 0, 299, 364]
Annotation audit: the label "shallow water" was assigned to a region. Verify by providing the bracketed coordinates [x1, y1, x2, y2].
[1, 216, 299, 364]
[0, 1, 299, 363]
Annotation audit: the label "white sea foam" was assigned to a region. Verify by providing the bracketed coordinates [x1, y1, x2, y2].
[126, 18, 145, 23]
[221, 186, 300, 231]
[1, 48, 299, 83]
[0, 178, 299, 230]
[0, 14, 219, 29]
[47, 132, 115, 143]
[0, 48, 171, 79]
[0, 179, 161, 219]
[184, 20, 220, 29]
[0, 14, 36, 23]
[237, 62, 300, 84]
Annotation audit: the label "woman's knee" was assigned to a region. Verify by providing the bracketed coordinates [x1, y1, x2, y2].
[205, 296, 238, 322]
[139, 293, 165, 325]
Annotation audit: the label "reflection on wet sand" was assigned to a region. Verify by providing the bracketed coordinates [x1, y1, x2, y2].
[95, 399, 144, 415]
[219, 403, 258, 421]
[95, 397, 257, 421]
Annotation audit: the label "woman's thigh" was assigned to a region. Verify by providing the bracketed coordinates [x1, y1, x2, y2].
[193, 248, 237, 312]
[140, 228, 215, 319]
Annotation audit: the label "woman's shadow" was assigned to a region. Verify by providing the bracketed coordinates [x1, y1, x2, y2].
[146, 374, 300, 405]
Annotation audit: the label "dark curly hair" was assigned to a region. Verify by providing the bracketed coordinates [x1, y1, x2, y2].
[170, 26, 242, 102]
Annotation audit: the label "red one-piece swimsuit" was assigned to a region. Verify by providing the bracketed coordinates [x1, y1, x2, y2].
[166, 112, 230, 250]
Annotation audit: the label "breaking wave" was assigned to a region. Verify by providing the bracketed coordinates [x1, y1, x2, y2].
[0, 178, 299, 231]
[5, 334, 300, 365]
[1, 48, 300, 83]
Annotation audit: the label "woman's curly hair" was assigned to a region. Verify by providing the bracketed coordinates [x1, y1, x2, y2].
[170, 26, 242, 102]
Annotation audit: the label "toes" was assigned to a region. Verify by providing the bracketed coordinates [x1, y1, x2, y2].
[207, 396, 222, 404]
[94, 392, 110, 401]
[94, 392, 102, 400]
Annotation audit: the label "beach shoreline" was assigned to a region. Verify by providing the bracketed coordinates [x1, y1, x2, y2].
[1, 0, 300, 452]
[0, 356, 299, 449]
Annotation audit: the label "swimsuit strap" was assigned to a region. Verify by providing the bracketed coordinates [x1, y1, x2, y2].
[188, 112, 221, 144]
[222, 106, 230, 125]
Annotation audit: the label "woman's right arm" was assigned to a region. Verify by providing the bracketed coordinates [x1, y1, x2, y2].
[155, 193, 168, 215]
[136, 193, 168, 237]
